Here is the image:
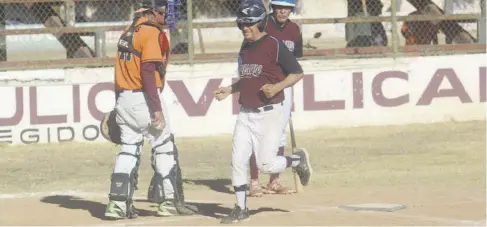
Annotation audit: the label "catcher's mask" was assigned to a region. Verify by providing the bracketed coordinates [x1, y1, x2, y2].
[100, 110, 122, 145]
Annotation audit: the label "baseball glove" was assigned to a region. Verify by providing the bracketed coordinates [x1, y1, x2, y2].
[100, 109, 122, 145]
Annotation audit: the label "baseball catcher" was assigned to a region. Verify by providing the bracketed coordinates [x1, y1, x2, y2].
[100, 0, 197, 219]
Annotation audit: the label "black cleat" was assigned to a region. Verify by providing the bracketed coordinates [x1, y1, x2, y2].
[292, 148, 312, 186]
[220, 204, 250, 224]
[126, 203, 139, 219]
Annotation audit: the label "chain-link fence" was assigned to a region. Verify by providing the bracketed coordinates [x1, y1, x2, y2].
[0, 0, 485, 69]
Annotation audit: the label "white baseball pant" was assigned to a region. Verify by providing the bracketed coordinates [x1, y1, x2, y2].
[232, 102, 288, 187]
[279, 86, 293, 148]
[113, 89, 176, 200]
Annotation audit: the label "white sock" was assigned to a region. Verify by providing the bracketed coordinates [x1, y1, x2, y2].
[236, 191, 246, 209]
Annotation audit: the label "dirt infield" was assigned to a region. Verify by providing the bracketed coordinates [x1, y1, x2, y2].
[0, 121, 485, 226]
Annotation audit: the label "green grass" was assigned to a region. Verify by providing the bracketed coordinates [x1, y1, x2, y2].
[0, 121, 484, 195]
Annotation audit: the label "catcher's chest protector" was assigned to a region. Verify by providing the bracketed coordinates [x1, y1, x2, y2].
[118, 17, 170, 77]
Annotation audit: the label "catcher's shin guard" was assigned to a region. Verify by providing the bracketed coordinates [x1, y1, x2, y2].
[147, 172, 165, 203]
[148, 137, 169, 204]
[168, 148, 198, 215]
[108, 145, 142, 219]
[148, 135, 198, 215]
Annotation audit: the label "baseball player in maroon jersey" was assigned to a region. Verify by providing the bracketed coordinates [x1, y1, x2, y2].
[213, 0, 312, 223]
[248, 0, 303, 197]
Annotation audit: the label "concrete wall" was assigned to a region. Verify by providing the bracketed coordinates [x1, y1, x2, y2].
[0, 53, 485, 145]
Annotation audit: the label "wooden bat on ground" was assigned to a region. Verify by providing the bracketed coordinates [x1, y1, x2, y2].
[289, 114, 303, 193]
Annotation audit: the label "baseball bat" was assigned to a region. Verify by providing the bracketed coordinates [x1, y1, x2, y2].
[289, 114, 303, 193]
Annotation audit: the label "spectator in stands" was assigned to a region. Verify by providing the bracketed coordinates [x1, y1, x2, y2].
[345, 0, 388, 48]
[401, 10, 439, 45]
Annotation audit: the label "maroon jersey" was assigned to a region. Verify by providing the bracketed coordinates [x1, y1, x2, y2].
[266, 15, 303, 58]
[238, 34, 303, 109]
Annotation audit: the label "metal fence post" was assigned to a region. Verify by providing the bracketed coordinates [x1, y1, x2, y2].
[0, 3, 6, 61]
[187, 0, 194, 65]
[390, 0, 399, 58]
[64, 0, 76, 27]
[479, 0, 486, 44]
[95, 29, 106, 57]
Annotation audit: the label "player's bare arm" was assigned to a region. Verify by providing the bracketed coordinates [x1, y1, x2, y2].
[214, 79, 242, 101]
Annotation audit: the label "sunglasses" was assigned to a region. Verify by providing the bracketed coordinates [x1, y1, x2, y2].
[237, 21, 259, 30]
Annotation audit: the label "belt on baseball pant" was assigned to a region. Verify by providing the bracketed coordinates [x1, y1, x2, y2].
[242, 102, 282, 113]
[119, 88, 163, 93]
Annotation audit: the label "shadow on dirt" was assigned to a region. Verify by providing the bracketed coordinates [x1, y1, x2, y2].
[186, 202, 290, 219]
[182, 178, 233, 194]
[40, 195, 156, 220]
[132, 200, 290, 219]
[41, 195, 290, 221]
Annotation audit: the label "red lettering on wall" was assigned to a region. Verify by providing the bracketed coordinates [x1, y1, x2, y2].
[0, 88, 23, 126]
[168, 79, 222, 117]
[417, 68, 472, 105]
[303, 74, 345, 111]
[372, 71, 409, 107]
[352, 72, 364, 109]
[1, 66, 485, 127]
[73, 85, 81, 123]
[87, 82, 114, 121]
[480, 67, 486, 102]
[30, 87, 67, 125]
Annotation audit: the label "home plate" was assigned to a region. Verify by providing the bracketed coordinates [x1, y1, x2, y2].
[339, 203, 406, 212]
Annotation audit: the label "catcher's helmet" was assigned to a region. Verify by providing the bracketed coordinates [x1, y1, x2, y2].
[100, 110, 122, 145]
[236, 0, 268, 31]
[140, 0, 168, 14]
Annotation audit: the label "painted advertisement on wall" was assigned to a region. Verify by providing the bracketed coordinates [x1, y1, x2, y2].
[0, 54, 485, 145]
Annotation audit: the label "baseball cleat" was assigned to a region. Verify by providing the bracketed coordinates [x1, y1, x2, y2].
[248, 181, 264, 197]
[220, 204, 250, 224]
[156, 200, 180, 217]
[292, 148, 312, 186]
[104, 201, 127, 220]
[263, 182, 293, 194]
[126, 203, 139, 219]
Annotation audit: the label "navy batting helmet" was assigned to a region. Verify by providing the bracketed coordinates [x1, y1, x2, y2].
[236, 0, 268, 31]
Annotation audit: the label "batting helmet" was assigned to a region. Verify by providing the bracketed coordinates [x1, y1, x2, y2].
[270, 0, 296, 13]
[100, 110, 122, 145]
[236, 0, 268, 31]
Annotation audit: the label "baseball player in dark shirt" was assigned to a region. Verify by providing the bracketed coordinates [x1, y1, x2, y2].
[248, 0, 303, 197]
[213, 0, 312, 224]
